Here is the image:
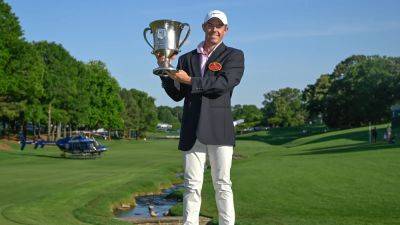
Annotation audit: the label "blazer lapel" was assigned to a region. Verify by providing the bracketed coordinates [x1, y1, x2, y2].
[204, 42, 226, 76]
[190, 51, 201, 77]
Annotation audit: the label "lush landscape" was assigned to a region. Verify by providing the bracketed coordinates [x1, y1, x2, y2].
[1, 1, 400, 224]
[1, 124, 399, 225]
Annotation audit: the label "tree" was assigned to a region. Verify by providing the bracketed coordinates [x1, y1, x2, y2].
[157, 106, 180, 129]
[302, 74, 331, 122]
[172, 106, 183, 123]
[129, 89, 158, 137]
[262, 88, 307, 127]
[85, 61, 124, 133]
[120, 88, 140, 138]
[0, 0, 24, 83]
[33, 41, 82, 140]
[323, 55, 400, 127]
[1, 42, 44, 136]
[1, 1, 45, 136]
[232, 104, 262, 124]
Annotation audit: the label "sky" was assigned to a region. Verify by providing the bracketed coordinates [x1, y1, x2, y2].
[6, 0, 400, 107]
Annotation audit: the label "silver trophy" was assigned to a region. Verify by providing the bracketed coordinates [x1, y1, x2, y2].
[143, 20, 190, 76]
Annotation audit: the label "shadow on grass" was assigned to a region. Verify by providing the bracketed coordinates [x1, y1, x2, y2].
[237, 126, 329, 145]
[0, 151, 93, 160]
[286, 142, 399, 156]
[293, 127, 389, 147]
[237, 126, 389, 148]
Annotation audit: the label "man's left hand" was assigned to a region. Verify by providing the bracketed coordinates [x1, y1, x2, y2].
[167, 70, 192, 85]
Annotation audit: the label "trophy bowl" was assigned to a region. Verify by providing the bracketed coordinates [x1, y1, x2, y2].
[143, 19, 190, 76]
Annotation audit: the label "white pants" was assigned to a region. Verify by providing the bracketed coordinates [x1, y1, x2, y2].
[182, 139, 235, 225]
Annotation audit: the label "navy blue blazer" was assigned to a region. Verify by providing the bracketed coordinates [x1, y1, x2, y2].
[161, 42, 245, 151]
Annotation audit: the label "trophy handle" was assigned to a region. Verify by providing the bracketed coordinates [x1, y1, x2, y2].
[143, 27, 155, 51]
[178, 23, 191, 49]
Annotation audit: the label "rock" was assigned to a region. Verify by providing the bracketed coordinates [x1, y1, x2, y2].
[121, 203, 131, 209]
[163, 210, 169, 216]
[233, 152, 246, 160]
[117, 216, 212, 225]
[148, 205, 158, 217]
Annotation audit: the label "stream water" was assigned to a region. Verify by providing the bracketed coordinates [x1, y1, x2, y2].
[115, 183, 184, 218]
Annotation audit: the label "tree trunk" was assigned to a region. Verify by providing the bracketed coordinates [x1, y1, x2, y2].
[56, 122, 61, 140]
[1, 118, 6, 137]
[33, 122, 36, 137]
[38, 122, 41, 136]
[47, 103, 52, 141]
[4, 119, 9, 140]
[51, 124, 55, 142]
[11, 120, 16, 134]
[63, 125, 67, 138]
[19, 111, 27, 138]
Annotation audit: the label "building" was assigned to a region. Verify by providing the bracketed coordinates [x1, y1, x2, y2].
[233, 119, 245, 127]
[157, 123, 172, 130]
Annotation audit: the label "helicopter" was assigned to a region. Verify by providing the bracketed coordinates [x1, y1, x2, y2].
[18, 131, 108, 159]
[55, 135, 107, 158]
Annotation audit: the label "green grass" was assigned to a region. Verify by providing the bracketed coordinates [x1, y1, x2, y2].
[0, 139, 183, 225]
[1, 124, 400, 225]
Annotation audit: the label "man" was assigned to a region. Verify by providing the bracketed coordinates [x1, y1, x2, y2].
[371, 127, 377, 143]
[19, 131, 26, 151]
[158, 10, 244, 225]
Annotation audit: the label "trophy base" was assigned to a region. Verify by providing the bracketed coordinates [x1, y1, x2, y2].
[153, 67, 177, 77]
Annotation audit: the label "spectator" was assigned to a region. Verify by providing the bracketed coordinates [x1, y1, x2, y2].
[371, 127, 377, 143]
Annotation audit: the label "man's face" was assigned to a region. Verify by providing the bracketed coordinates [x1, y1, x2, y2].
[202, 17, 228, 45]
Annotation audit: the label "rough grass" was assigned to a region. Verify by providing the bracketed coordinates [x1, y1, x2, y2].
[1, 124, 399, 225]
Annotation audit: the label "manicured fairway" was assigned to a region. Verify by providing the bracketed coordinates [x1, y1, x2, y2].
[0, 139, 183, 225]
[1, 125, 399, 225]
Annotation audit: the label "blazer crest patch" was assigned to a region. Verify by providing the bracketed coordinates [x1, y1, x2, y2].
[208, 62, 222, 72]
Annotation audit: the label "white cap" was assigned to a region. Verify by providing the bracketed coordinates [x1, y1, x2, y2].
[204, 10, 228, 25]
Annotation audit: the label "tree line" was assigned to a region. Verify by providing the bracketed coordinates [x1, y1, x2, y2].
[0, 0, 162, 140]
[2, 0, 399, 140]
[235, 55, 400, 129]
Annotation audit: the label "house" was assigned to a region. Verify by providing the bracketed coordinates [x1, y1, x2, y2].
[157, 123, 172, 130]
[233, 119, 245, 127]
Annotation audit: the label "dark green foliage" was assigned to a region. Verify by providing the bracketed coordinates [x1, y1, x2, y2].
[0, 1, 45, 134]
[0, 0, 23, 78]
[120, 88, 140, 137]
[165, 188, 184, 201]
[84, 60, 124, 130]
[305, 55, 400, 128]
[262, 87, 307, 127]
[120, 88, 158, 137]
[0, 2, 149, 137]
[157, 105, 181, 129]
[232, 104, 263, 123]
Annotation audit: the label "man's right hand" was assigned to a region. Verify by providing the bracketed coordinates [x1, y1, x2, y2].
[155, 53, 177, 67]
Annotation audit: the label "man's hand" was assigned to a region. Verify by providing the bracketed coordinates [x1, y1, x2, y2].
[155, 53, 177, 67]
[166, 70, 192, 85]
[155, 53, 191, 84]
